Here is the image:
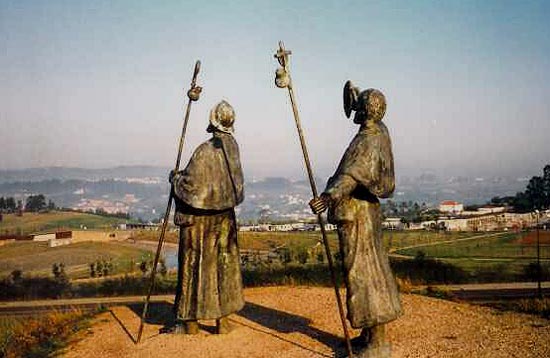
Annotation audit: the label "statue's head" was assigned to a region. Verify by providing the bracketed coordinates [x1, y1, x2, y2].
[208, 100, 235, 133]
[343, 81, 386, 124]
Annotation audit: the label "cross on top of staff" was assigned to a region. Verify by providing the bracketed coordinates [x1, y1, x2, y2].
[274, 41, 292, 68]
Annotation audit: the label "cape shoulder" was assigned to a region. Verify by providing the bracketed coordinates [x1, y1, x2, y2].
[173, 134, 244, 211]
[335, 122, 394, 198]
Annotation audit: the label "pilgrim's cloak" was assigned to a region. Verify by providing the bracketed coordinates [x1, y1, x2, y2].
[325, 121, 402, 328]
[172, 131, 244, 320]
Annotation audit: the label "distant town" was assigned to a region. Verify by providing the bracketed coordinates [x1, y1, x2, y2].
[1, 164, 549, 239]
[0, 166, 538, 223]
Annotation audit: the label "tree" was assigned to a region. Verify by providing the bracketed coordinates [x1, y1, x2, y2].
[525, 176, 544, 210]
[543, 164, 550, 208]
[294, 247, 309, 265]
[508, 192, 530, 213]
[490, 196, 516, 207]
[11, 269, 23, 282]
[52, 263, 70, 296]
[159, 258, 168, 277]
[5, 197, 16, 212]
[52, 263, 66, 280]
[139, 260, 149, 275]
[386, 200, 397, 216]
[277, 247, 292, 265]
[316, 251, 325, 263]
[24, 194, 47, 212]
[90, 262, 97, 278]
[511, 164, 550, 212]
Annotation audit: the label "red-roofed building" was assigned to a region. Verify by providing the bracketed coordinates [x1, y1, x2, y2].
[439, 200, 463, 214]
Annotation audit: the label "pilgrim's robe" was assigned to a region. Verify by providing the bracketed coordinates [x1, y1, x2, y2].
[324, 121, 402, 328]
[172, 131, 244, 320]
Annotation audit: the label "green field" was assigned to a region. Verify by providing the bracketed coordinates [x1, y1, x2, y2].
[239, 230, 483, 252]
[239, 231, 338, 251]
[395, 232, 548, 259]
[384, 230, 486, 250]
[236, 230, 549, 281]
[127, 227, 473, 251]
[0, 241, 150, 279]
[394, 231, 550, 278]
[0, 211, 131, 235]
[2, 212, 548, 285]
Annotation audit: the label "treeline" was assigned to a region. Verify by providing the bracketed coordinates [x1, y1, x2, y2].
[0, 196, 19, 213]
[0, 194, 56, 213]
[385, 163, 550, 217]
[2, 256, 548, 301]
[24, 194, 56, 212]
[87, 207, 131, 219]
[491, 164, 550, 213]
[382, 200, 440, 223]
[1, 194, 131, 219]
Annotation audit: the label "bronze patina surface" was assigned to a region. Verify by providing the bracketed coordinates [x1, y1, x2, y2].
[171, 101, 244, 328]
[311, 82, 401, 357]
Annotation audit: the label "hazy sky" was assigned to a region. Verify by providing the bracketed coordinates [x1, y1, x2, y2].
[1, 0, 549, 179]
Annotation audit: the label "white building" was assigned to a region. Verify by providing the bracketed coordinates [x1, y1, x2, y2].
[477, 206, 506, 214]
[439, 211, 536, 231]
[439, 200, 464, 214]
[32, 233, 56, 242]
[383, 217, 405, 230]
[49, 238, 71, 247]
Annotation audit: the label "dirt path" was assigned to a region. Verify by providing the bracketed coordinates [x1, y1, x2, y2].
[62, 286, 549, 358]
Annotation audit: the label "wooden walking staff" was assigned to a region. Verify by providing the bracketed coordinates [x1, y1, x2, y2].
[136, 60, 202, 344]
[273, 42, 354, 358]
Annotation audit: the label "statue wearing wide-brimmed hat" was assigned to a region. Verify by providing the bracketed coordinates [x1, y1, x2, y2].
[310, 82, 402, 357]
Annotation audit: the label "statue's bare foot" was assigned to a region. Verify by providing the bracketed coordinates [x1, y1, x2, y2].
[369, 325, 386, 347]
[354, 325, 390, 358]
[355, 343, 391, 358]
[163, 320, 199, 335]
[215, 317, 231, 334]
[185, 320, 200, 334]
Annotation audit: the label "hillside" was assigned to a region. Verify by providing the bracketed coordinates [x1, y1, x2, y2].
[0, 241, 149, 278]
[0, 166, 168, 184]
[0, 211, 130, 235]
[0, 166, 528, 222]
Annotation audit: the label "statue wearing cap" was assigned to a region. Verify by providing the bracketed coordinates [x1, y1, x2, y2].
[170, 100, 244, 335]
[310, 82, 401, 357]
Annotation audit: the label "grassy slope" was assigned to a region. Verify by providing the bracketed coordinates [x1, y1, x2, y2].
[395, 232, 545, 259]
[129, 229, 490, 253]
[0, 211, 130, 235]
[395, 231, 550, 276]
[240, 230, 484, 252]
[0, 309, 92, 358]
[238, 230, 548, 277]
[239, 231, 339, 251]
[2, 213, 546, 281]
[0, 241, 149, 278]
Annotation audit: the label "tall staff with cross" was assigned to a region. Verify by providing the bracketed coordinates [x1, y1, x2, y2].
[273, 41, 354, 358]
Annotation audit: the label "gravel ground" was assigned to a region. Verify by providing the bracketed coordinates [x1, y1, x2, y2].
[62, 286, 550, 358]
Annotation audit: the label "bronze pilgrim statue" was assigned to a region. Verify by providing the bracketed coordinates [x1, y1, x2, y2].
[310, 82, 402, 357]
[169, 100, 245, 335]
